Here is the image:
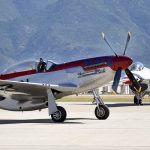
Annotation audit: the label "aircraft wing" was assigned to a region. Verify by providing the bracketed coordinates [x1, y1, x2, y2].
[121, 76, 132, 84]
[0, 80, 77, 99]
[121, 74, 141, 85]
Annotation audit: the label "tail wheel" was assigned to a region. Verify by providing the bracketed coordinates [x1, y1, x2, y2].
[95, 104, 110, 120]
[51, 106, 67, 122]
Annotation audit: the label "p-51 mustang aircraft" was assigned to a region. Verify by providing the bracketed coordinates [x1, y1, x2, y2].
[122, 62, 150, 105]
[0, 33, 138, 122]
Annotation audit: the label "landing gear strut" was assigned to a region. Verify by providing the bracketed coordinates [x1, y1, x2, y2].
[130, 83, 148, 105]
[92, 90, 110, 120]
[134, 95, 142, 105]
[47, 89, 67, 122]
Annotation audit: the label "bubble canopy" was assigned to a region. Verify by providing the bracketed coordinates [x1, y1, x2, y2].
[130, 62, 144, 71]
[2, 60, 36, 74]
[2, 59, 57, 74]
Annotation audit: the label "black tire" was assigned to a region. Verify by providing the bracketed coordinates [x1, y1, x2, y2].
[139, 99, 143, 105]
[134, 96, 143, 105]
[134, 96, 138, 104]
[95, 104, 110, 120]
[51, 106, 67, 122]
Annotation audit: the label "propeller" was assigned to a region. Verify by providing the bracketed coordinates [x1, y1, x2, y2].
[125, 68, 141, 93]
[102, 32, 118, 57]
[112, 69, 122, 93]
[123, 32, 131, 55]
[102, 32, 142, 93]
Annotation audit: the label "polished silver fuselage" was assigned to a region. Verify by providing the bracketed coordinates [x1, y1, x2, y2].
[0, 66, 115, 111]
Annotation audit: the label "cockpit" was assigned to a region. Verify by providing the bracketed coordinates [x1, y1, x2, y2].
[2, 59, 58, 74]
[130, 62, 144, 71]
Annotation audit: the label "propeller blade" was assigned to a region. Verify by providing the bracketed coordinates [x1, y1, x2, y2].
[102, 32, 118, 57]
[125, 68, 141, 93]
[123, 32, 131, 55]
[112, 69, 122, 93]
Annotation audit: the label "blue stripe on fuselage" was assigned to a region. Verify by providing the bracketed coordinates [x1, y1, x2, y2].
[83, 56, 113, 67]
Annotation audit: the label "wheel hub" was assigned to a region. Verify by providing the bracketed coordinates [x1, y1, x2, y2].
[53, 111, 62, 120]
[97, 107, 105, 117]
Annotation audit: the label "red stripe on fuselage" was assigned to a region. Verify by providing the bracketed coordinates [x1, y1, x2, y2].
[0, 55, 132, 80]
[0, 70, 37, 80]
[0, 56, 112, 80]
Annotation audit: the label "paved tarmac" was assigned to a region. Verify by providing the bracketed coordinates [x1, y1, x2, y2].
[0, 102, 150, 150]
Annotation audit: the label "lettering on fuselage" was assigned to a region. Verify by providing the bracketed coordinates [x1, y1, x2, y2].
[84, 62, 106, 69]
[78, 68, 106, 78]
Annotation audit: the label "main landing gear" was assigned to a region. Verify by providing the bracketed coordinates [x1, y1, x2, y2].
[130, 83, 148, 105]
[92, 90, 110, 120]
[47, 88, 109, 122]
[134, 95, 143, 105]
[47, 89, 67, 122]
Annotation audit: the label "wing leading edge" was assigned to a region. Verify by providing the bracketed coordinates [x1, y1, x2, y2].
[0, 80, 78, 100]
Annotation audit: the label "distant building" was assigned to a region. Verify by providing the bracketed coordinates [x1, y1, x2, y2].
[98, 82, 133, 95]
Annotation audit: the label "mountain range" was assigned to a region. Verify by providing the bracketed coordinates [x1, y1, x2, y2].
[0, 0, 150, 71]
